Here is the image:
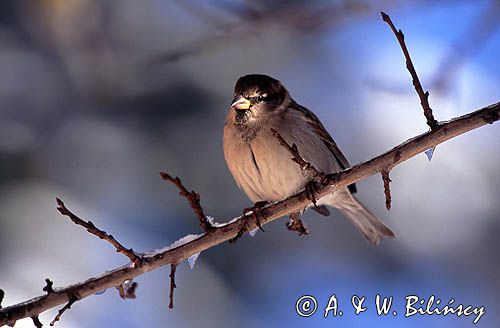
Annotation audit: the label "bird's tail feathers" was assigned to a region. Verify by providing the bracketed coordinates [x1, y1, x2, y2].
[331, 192, 395, 245]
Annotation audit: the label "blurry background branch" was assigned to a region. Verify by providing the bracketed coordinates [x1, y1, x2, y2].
[429, 0, 500, 93]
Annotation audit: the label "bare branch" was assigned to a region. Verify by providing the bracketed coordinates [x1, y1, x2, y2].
[173, 0, 231, 30]
[154, 2, 379, 64]
[381, 170, 392, 210]
[0, 101, 498, 326]
[169, 264, 177, 309]
[159, 172, 215, 232]
[56, 198, 142, 266]
[381, 12, 439, 130]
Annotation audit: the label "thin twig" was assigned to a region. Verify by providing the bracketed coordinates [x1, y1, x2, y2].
[159, 172, 215, 232]
[0, 102, 498, 326]
[56, 198, 142, 266]
[173, 0, 231, 31]
[169, 264, 177, 309]
[381, 170, 392, 210]
[31, 316, 43, 328]
[154, 2, 380, 64]
[49, 294, 78, 326]
[381, 12, 439, 130]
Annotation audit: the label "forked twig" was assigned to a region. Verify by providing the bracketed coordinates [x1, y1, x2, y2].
[160, 173, 215, 232]
[56, 198, 142, 266]
[381, 12, 439, 130]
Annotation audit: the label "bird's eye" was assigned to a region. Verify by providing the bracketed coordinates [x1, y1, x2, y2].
[257, 95, 266, 102]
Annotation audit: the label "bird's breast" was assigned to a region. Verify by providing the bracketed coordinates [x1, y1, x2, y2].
[224, 123, 310, 203]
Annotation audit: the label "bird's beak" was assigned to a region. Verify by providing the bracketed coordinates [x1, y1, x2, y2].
[231, 96, 251, 111]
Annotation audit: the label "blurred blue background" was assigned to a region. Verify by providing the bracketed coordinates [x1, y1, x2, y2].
[0, 1, 499, 327]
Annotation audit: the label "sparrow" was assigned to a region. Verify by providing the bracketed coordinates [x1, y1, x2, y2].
[223, 74, 395, 245]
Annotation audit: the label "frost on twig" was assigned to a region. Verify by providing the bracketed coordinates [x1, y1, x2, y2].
[248, 228, 259, 237]
[147, 234, 203, 257]
[187, 253, 200, 269]
[147, 234, 202, 268]
[381, 11, 439, 131]
[160, 172, 215, 233]
[424, 147, 435, 162]
[56, 198, 142, 266]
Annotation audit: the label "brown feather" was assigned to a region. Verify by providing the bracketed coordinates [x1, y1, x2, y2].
[291, 103, 357, 193]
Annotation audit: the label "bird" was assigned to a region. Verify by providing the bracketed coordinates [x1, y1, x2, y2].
[223, 74, 395, 245]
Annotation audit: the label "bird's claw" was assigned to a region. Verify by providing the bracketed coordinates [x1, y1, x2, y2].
[286, 213, 309, 236]
[229, 201, 268, 244]
[244, 201, 268, 232]
[304, 180, 321, 208]
[228, 226, 246, 244]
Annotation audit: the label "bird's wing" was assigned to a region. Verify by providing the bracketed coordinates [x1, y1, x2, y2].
[292, 103, 357, 193]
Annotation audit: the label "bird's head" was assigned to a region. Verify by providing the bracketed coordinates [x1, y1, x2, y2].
[230, 74, 289, 125]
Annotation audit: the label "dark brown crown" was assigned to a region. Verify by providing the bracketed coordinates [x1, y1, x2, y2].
[234, 74, 284, 97]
